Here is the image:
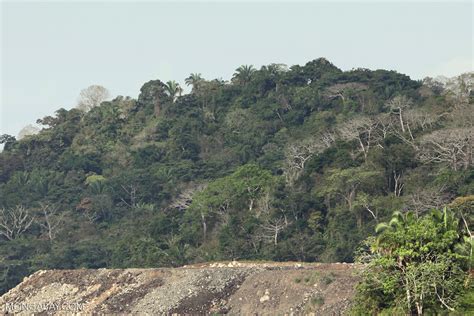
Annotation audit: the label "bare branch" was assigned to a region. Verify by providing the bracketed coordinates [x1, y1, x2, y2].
[259, 217, 288, 245]
[338, 116, 380, 161]
[169, 183, 207, 211]
[37, 202, 64, 241]
[0, 205, 34, 240]
[76, 85, 110, 112]
[284, 133, 333, 186]
[418, 127, 473, 171]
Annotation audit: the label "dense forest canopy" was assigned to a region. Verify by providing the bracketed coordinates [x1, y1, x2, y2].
[0, 59, 473, 306]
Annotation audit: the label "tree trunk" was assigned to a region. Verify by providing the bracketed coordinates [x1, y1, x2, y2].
[200, 212, 207, 240]
[399, 109, 405, 133]
[154, 99, 161, 117]
[406, 122, 414, 141]
[356, 212, 362, 229]
[358, 138, 367, 161]
[416, 301, 422, 315]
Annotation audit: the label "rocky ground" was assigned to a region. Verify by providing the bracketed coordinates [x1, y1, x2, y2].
[0, 261, 360, 315]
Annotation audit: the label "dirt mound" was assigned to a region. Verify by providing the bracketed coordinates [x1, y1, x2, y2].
[0, 262, 360, 315]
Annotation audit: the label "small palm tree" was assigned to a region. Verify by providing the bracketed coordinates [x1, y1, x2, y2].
[232, 65, 256, 85]
[374, 210, 416, 254]
[185, 73, 204, 92]
[165, 80, 183, 102]
[375, 211, 409, 233]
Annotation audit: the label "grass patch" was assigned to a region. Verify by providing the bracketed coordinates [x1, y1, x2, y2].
[311, 295, 325, 306]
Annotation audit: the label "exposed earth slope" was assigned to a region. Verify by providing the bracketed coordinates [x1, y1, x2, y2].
[0, 262, 360, 315]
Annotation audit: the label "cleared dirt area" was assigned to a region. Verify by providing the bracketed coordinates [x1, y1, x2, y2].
[0, 262, 360, 315]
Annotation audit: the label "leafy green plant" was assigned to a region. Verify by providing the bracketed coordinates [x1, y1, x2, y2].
[354, 208, 471, 315]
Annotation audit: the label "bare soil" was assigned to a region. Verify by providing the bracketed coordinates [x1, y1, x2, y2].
[0, 261, 360, 315]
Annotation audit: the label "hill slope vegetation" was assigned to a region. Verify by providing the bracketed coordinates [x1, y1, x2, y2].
[0, 59, 472, 298]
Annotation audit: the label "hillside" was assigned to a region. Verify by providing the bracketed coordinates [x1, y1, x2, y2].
[0, 58, 472, 298]
[0, 262, 359, 315]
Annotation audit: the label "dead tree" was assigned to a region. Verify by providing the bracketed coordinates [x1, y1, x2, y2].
[386, 95, 413, 133]
[169, 184, 207, 211]
[284, 142, 316, 186]
[260, 217, 288, 246]
[338, 117, 380, 161]
[77, 85, 110, 112]
[0, 205, 34, 240]
[448, 104, 474, 128]
[255, 191, 272, 217]
[37, 202, 64, 241]
[375, 113, 393, 140]
[418, 127, 473, 171]
[443, 72, 473, 104]
[324, 82, 368, 107]
[405, 109, 436, 131]
[405, 186, 452, 217]
[120, 184, 140, 208]
[284, 136, 328, 186]
[320, 131, 336, 148]
[393, 171, 404, 197]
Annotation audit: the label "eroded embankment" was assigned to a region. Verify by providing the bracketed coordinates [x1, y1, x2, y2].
[0, 261, 360, 315]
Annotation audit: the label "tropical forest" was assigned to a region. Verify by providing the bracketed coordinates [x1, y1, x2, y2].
[0, 58, 473, 314]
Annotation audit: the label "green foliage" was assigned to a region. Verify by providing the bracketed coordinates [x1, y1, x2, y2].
[354, 209, 471, 315]
[0, 58, 471, 300]
[311, 295, 325, 306]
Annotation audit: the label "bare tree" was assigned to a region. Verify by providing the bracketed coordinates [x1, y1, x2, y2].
[77, 85, 110, 112]
[375, 113, 393, 140]
[169, 183, 207, 211]
[393, 171, 404, 197]
[37, 202, 64, 241]
[259, 217, 288, 245]
[0, 205, 34, 240]
[405, 109, 437, 131]
[355, 193, 378, 222]
[324, 82, 368, 107]
[421, 77, 445, 96]
[387, 107, 423, 150]
[284, 136, 329, 186]
[320, 131, 336, 148]
[405, 186, 452, 217]
[418, 127, 473, 171]
[448, 104, 474, 128]
[386, 95, 413, 133]
[120, 184, 140, 208]
[255, 191, 272, 217]
[17, 124, 40, 140]
[338, 116, 380, 161]
[443, 72, 473, 104]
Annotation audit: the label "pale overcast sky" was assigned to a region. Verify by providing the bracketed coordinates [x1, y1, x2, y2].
[1, 1, 472, 137]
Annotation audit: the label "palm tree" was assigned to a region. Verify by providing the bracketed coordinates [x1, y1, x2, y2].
[232, 65, 256, 85]
[185, 73, 204, 92]
[374, 210, 416, 253]
[165, 80, 183, 102]
[375, 211, 407, 233]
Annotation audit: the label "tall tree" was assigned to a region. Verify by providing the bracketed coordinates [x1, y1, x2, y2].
[185, 73, 204, 92]
[232, 65, 256, 85]
[77, 85, 110, 112]
[0, 205, 34, 241]
[165, 80, 183, 102]
[386, 95, 413, 133]
[418, 127, 473, 171]
[319, 167, 381, 228]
